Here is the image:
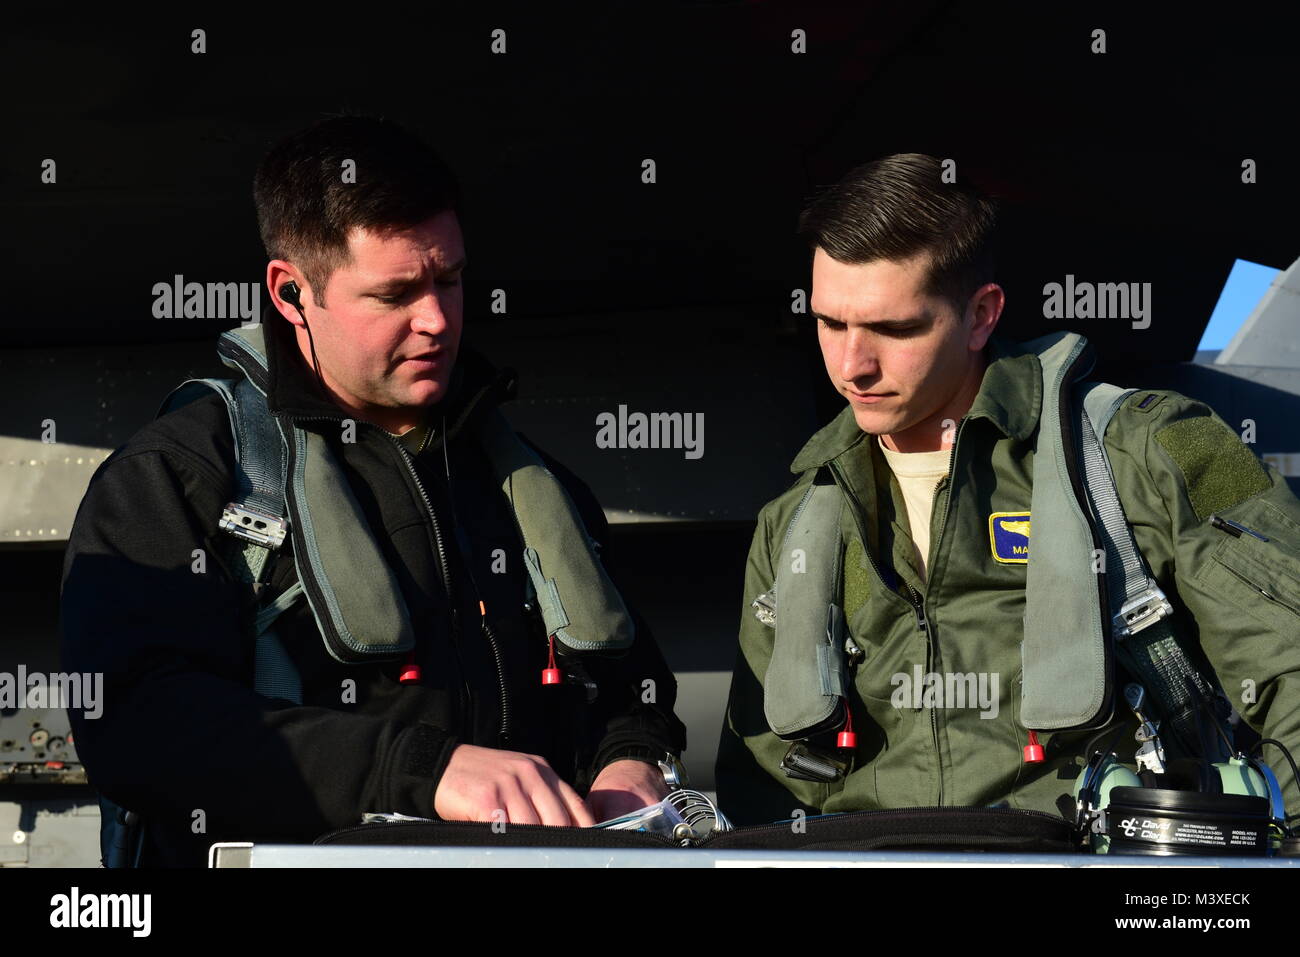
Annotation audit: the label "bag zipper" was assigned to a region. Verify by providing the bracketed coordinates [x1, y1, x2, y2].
[687, 804, 1070, 848]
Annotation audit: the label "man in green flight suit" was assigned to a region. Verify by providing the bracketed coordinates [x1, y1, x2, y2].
[716, 153, 1300, 833]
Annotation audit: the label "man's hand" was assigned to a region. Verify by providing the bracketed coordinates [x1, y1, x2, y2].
[586, 759, 669, 822]
[434, 744, 596, 827]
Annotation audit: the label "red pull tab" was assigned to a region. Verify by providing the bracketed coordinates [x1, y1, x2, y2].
[836, 703, 857, 750]
[1022, 729, 1045, 763]
[399, 650, 421, 684]
[542, 634, 562, 685]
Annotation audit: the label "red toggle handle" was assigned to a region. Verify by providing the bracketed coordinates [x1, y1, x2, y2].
[542, 634, 562, 685]
[1022, 729, 1045, 763]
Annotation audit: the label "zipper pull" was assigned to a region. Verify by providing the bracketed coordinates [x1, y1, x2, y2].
[909, 587, 927, 631]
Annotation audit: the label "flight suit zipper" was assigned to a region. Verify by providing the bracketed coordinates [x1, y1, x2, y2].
[916, 415, 970, 807]
[819, 422, 971, 807]
[828, 458, 943, 803]
[904, 583, 942, 805]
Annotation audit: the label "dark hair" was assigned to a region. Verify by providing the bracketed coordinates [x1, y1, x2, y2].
[253, 114, 461, 309]
[796, 153, 997, 317]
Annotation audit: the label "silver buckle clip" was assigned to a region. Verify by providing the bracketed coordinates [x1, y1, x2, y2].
[220, 503, 287, 549]
[1112, 587, 1173, 639]
[751, 588, 776, 628]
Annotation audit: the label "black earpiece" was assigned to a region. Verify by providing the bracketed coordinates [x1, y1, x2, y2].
[279, 280, 328, 395]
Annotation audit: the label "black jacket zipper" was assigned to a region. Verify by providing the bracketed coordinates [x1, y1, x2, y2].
[379, 426, 513, 743]
[286, 413, 485, 730]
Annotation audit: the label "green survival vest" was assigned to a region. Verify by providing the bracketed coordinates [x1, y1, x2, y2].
[159, 324, 636, 704]
[761, 331, 1230, 761]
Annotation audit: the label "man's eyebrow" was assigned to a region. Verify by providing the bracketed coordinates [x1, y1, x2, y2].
[810, 311, 930, 329]
[367, 258, 468, 292]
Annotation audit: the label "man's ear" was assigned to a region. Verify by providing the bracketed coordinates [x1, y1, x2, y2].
[966, 282, 1004, 351]
[266, 260, 311, 328]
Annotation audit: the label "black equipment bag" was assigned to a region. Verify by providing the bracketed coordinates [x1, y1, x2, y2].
[314, 806, 1077, 854]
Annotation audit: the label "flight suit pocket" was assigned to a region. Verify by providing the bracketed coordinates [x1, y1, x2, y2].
[856, 683, 921, 809]
[1202, 500, 1300, 633]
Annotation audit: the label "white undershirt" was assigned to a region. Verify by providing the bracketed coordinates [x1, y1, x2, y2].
[878, 435, 951, 582]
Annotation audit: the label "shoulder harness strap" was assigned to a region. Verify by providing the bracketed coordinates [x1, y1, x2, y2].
[157, 376, 304, 704]
[1078, 382, 1230, 760]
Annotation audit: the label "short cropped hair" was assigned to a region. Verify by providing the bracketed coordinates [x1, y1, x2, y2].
[796, 153, 997, 317]
[253, 114, 461, 308]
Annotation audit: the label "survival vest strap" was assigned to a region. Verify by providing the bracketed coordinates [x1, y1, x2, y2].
[762, 331, 1231, 760]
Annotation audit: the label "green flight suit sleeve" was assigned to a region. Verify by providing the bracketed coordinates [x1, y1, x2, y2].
[715, 498, 828, 825]
[1120, 390, 1300, 827]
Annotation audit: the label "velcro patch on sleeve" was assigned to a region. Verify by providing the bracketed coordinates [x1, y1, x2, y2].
[843, 539, 872, 623]
[1153, 416, 1271, 521]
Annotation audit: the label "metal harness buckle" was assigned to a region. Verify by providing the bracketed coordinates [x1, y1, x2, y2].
[220, 503, 287, 549]
[1112, 586, 1173, 640]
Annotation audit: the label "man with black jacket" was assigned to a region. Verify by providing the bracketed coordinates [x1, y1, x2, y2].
[59, 115, 686, 866]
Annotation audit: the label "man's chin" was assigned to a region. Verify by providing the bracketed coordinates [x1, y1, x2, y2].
[848, 405, 901, 435]
[404, 374, 453, 407]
